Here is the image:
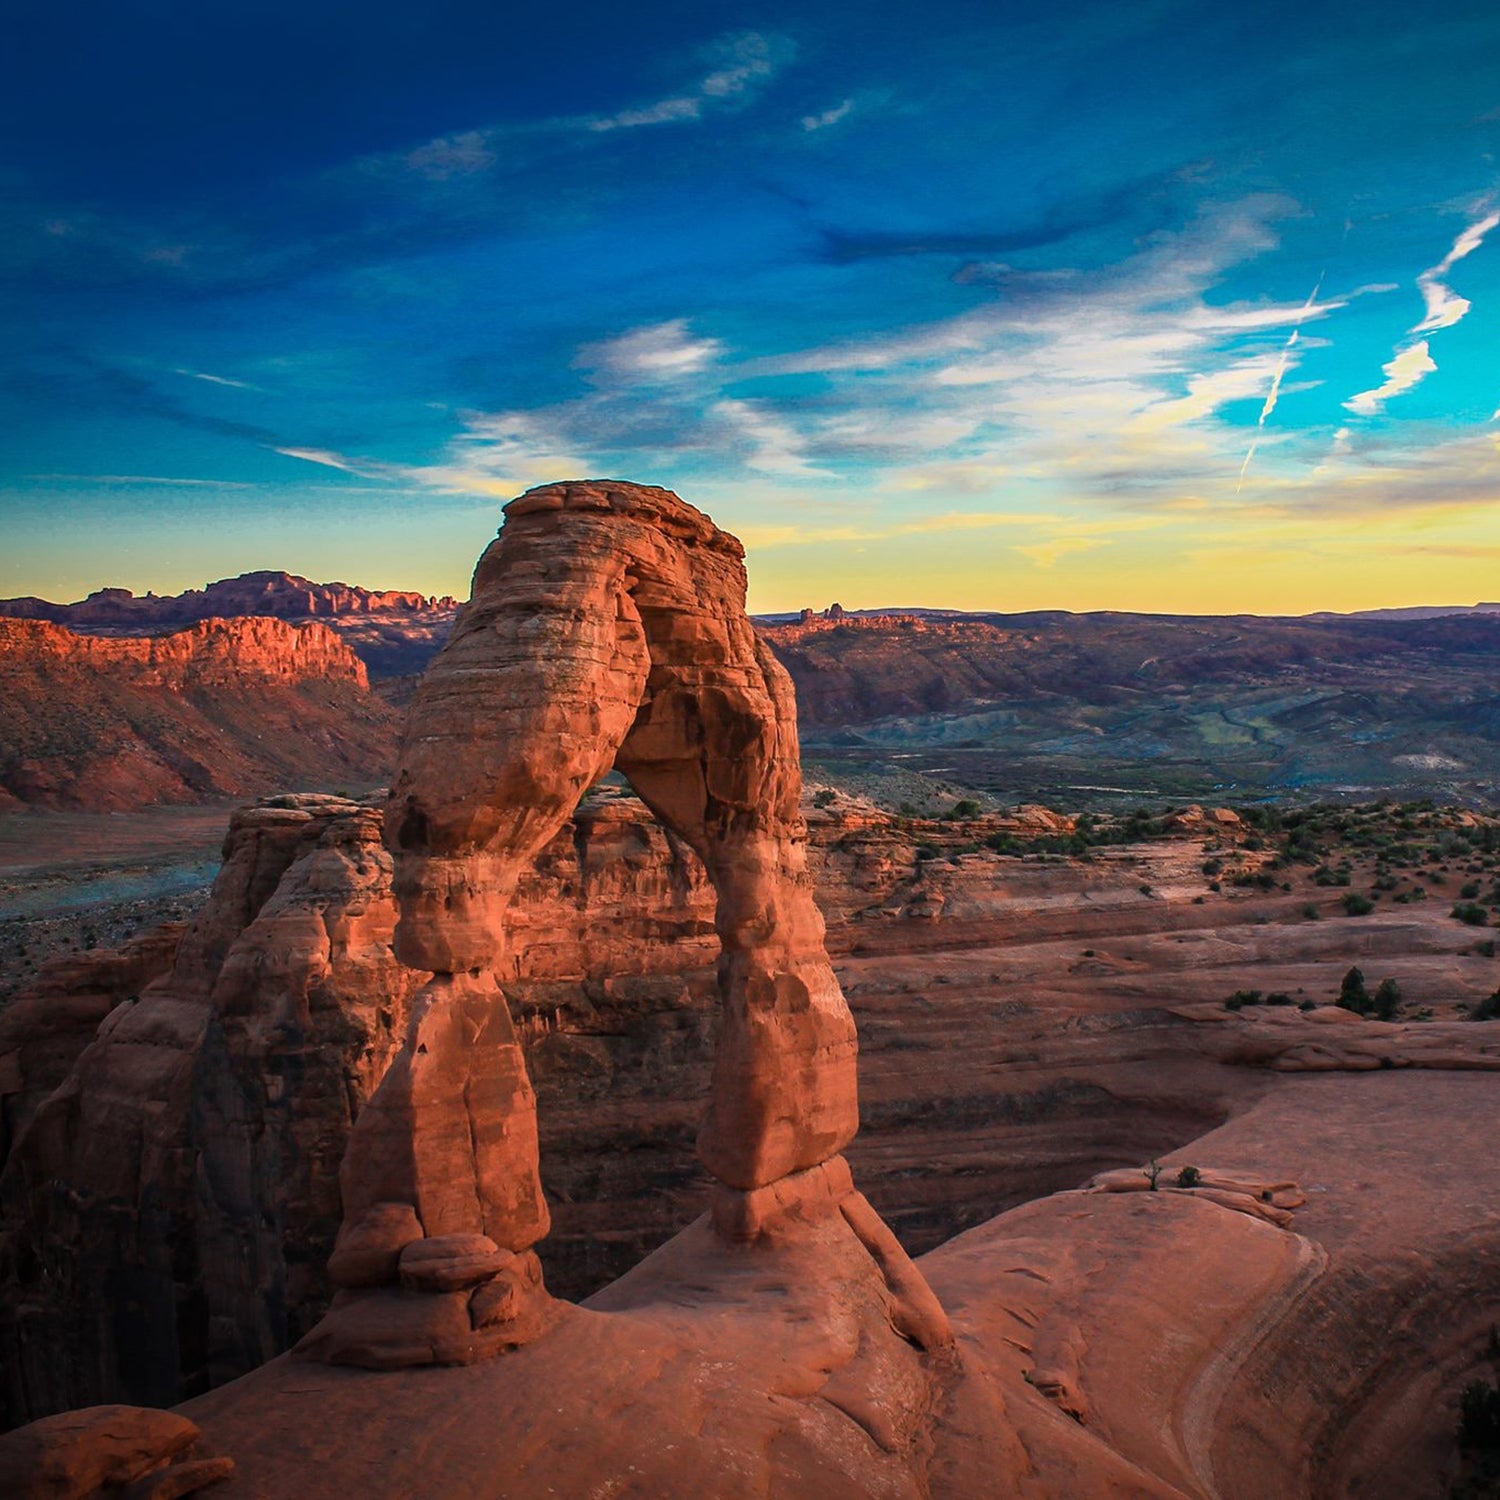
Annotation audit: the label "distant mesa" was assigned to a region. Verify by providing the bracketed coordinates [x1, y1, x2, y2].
[0, 570, 459, 627]
[0, 572, 461, 685]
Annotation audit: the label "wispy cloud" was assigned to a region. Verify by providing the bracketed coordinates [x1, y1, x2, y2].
[801, 99, 854, 132]
[404, 131, 495, 181]
[173, 367, 257, 391]
[712, 398, 828, 477]
[253, 191, 1499, 537]
[1344, 205, 1497, 417]
[1414, 208, 1499, 331]
[24, 473, 256, 487]
[577, 319, 723, 384]
[1014, 536, 1102, 569]
[1345, 339, 1437, 416]
[590, 32, 794, 132]
[1238, 274, 1324, 489]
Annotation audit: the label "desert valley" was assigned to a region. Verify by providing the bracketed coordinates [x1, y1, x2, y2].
[0, 482, 1498, 1498]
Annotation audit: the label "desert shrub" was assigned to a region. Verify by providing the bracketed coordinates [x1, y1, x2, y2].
[1175, 1165, 1202, 1187]
[946, 798, 982, 820]
[1202, 857, 1224, 876]
[1302, 903, 1321, 920]
[813, 789, 837, 808]
[1372, 978, 1402, 1021]
[1462, 881, 1483, 899]
[1453, 903, 1491, 927]
[1338, 967, 1370, 1013]
[1472, 990, 1500, 1022]
[1343, 892, 1375, 916]
[914, 843, 944, 862]
[1225, 989, 1263, 1011]
[1460, 1374, 1500, 1450]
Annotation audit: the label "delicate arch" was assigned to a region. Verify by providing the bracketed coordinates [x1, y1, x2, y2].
[335, 482, 859, 1278]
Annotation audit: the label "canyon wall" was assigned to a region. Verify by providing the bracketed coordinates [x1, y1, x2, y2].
[8, 783, 1496, 1425]
[0, 618, 401, 810]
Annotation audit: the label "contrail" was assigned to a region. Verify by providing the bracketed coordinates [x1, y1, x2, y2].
[1238, 273, 1324, 493]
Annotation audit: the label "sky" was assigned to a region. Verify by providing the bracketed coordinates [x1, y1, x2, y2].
[3, 0, 1499, 615]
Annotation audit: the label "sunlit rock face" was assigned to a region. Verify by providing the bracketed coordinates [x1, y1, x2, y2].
[321, 480, 864, 1363]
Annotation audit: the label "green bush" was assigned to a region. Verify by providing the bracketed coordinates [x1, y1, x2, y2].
[1343, 892, 1375, 916]
[1372, 977, 1402, 1021]
[1453, 902, 1491, 927]
[1338, 967, 1370, 1013]
[1175, 1165, 1202, 1188]
[1472, 990, 1500, 1022]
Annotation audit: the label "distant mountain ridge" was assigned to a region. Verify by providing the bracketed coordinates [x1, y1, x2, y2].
[0, 570, 459, 627]
[0, 572, 461, 681]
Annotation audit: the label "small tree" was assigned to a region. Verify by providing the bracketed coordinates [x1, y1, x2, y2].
[1143, 1159, 1163, 1191]
[1338, 966, 1370, 1013]
[1372, 978, 1402, 1021]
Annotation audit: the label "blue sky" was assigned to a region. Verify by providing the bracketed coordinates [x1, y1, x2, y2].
[3, 0, 1499, 612]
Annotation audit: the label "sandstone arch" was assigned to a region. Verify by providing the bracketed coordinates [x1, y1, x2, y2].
[318, 482, 862, 1358]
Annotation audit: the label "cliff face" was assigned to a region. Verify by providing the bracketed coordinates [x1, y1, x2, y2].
[0, 572, 457, 625]
[0, 618, 400, 809]
[0, 797, 419, 1421]
[7, 787, 1497, 1427]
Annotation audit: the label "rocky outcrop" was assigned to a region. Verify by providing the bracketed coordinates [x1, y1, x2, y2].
[0, 796, 420, 1424]
[9, 779, 1500, 1418]
[0, 618, 401, 809]
[0, 1405, 232, 1499]
[142, 1066, 1497, 1499]
[0, 573, 457, 626]
[319, 480, 863, 1365]
[0, 575, 461, 683]
[0, 926, 185, 1162]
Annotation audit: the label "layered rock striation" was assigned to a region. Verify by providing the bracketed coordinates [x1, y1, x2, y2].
[319, 480, 864, 1364]
[0, 572, 457, 626]
[0, 796, 420, 1424]
[0, 618, 401, 809]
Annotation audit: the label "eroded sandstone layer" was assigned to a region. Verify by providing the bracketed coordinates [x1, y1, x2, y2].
[0, 617, 401, 810]
[319, 480, 863, 1364]
[0, 795, 419, 1423]
[164, 1067, 1498, 1499]
[7, 784, 1500, 1424]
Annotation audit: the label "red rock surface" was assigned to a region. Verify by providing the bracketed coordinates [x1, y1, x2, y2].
[0, 572, 456, 625]
[322, 481, 864, 1362]
[0, 796, 420, 1422]
[0, 618, 401, 809]
[0, 1403, 219, 1499]
[155, 1064, 1498, 1498]
[0, 924, 184, 1160]
[7, 783, 1500, 1424]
